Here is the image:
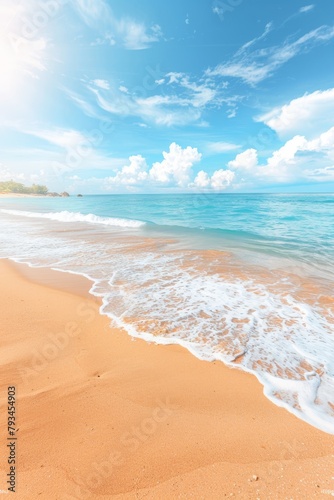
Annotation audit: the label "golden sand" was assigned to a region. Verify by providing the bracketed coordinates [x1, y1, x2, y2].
[0, 259, 333, 499]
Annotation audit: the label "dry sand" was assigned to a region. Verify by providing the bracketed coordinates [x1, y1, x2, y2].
[0, 258, 333, 499]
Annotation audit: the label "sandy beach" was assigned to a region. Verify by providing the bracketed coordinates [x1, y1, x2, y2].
[0, 258, 334, 499]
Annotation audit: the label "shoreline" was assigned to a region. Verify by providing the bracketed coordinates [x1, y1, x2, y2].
[0, 193, 49, 198]
[0, 193, 76, 198]
[1, 258, 334, 498]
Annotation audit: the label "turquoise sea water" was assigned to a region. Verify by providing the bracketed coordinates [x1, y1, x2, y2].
[1, 193, 334, 433]
[1, 193, 334, 272]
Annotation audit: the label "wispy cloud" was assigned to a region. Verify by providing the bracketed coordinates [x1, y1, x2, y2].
[282, 4, 315, 26]
[72, 0, 163, 50]
[26, 128, 90, 150]
[19, 126, 126, 171]
[299, 5, 314, 13]
[207, 25, 334, 86]
[235, 22, 273, 56]
[84, 74, 229, 126]
[118, 22, 162, 51]
[91, 33, 116, 46]
[205, 142, 241, 154]
[61, 87, 105, 120]
[93, 79, 110, 90]
[93, 89, 201, 126]
[165, 72, 218, 107]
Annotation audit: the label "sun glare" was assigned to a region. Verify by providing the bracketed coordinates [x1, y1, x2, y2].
[0, 2, 47, 100]
[0, 37, 21, 96]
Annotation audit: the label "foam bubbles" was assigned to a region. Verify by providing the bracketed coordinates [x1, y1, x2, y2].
[0, 209, 146, 228]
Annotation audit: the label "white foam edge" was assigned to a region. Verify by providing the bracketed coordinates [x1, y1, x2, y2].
[0, 209, 146, 228]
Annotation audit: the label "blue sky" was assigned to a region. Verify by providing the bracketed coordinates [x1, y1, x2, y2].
[0, 0, 334, 193]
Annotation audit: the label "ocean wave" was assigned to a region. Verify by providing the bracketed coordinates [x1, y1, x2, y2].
[0, 209, 146, 228]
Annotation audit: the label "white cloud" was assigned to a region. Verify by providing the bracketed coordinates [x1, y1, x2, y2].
[104, 143, 235, 192]
[91, 33, 116, 46]
[206, 142, 241, 154]
[193, 169, 235, 190]
[90, 143, 236, 192]
[91, 86, 201, 126]
[72, 0, 163, 50]
[308, 126, 334, 155]
[166, 72, 183, 84]
[93, 79, 110, 90]
[20, 126, 126, 172]
[299, 5, 314, 13]
[227, 108, 237, 119]
[119, 85, 129, 93]
[87, 77, 219, 126]
[210, 169, 235, 189]
[257, 88, 334, 138]
[228, 149, 258, 170]
[212, 6, 223, 17]
[150, 143, 202, 186]
[207, 25, 334, 85]
[10, 37, 48, 74]
[106, 155, 148, 186]
[266, 136, 308, 170]
[61, 87, 105, 120]
[71, 0, 109, 24]
[304, 165, 334, 182]
[165, 72, 218, 107]
[27, 128, 91, 150]
[236, 22, 273, 56]
[193, 170, 210, 188]
[208, 62, 269, 87]
[86, 72, 236, 127]
[226, 126, 334, 186]
[119, 21, 162, 50]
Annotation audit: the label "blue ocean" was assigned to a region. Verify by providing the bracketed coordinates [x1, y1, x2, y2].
[1, 193, 334, 433]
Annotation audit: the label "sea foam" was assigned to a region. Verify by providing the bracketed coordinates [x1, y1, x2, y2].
[0, 209, 146, 228]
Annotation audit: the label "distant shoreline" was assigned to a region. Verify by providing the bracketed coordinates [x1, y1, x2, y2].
[0, 193, 78, 198]
[0, 193, 47, 198]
